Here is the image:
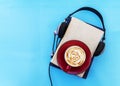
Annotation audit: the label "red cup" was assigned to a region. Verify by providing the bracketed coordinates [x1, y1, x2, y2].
[57, 40, 91, 74]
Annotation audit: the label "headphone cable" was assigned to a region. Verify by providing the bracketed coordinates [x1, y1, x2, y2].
[48, 63, 53, 86]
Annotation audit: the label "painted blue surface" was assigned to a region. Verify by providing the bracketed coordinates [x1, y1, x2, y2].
[0, 0, 120, 86]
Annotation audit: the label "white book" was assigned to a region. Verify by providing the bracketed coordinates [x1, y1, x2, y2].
[51, 17, 104, 78]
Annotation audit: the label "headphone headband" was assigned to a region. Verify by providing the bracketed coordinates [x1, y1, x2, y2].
[66, 7, 106, 41]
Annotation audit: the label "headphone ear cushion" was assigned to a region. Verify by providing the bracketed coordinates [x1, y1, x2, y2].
[58, 22, 68, 38]
[94, 42, 105, 56]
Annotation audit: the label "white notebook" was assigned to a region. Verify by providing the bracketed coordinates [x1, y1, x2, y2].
[51, 17, 104, 77]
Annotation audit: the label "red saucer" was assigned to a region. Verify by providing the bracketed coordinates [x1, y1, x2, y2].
[57, 40, 91, 74]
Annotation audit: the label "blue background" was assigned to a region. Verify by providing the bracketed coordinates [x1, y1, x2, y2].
[0, 0, 120, 86]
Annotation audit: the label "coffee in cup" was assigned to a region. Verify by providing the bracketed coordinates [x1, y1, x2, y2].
[64, 46, 86, 67]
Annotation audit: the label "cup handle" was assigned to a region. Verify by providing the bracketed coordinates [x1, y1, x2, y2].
[65, 65, 71, 72]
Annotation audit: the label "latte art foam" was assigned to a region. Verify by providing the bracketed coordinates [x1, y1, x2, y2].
[64, 46, 86, 67]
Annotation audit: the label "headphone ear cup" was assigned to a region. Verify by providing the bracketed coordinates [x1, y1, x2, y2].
[58, 22, 68, 38]
[94, 41, 105, 56]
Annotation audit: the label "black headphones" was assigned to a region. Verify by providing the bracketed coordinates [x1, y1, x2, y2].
[51, 7, 106, 57]
[49, 7, 106, 86]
